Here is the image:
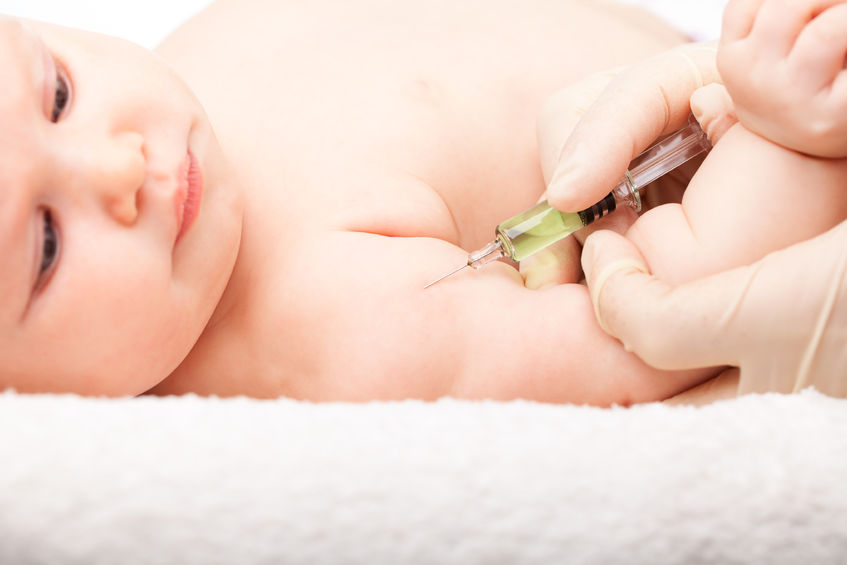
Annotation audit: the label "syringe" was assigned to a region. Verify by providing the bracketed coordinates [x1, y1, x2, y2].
[424, 115, 711, 289]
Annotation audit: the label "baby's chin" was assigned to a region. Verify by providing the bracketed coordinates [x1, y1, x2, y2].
[65, 331, 200, 397]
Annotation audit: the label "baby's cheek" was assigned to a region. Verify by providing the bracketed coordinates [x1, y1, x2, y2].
[62, 253, 189, 394]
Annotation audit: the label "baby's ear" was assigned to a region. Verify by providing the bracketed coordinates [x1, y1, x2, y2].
[690, 84, 737, 145]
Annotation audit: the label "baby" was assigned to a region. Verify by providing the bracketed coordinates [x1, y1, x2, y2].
[624, 0, 847, 295]
[13, 0, 844, 406]
[2, 0, 723, 405]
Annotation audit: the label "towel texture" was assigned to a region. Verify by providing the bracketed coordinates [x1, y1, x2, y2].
[1, 390, 846, 564]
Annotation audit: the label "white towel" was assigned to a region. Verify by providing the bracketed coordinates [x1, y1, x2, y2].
[1, 390, 846, 564]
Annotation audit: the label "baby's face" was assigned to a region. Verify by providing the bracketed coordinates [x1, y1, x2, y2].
[0, 17, 244, 395]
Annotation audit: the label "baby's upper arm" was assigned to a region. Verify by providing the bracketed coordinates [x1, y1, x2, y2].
[285, 231, 711, 405]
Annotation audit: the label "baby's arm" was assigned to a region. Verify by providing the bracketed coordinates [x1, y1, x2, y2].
[289, 231, 714, 405]
[718, 0, 847, 157]
[624, 0, 847, 287]
[626, 121, 847, 286]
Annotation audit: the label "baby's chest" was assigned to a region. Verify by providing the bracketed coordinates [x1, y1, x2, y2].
[213, 63, 548, 260]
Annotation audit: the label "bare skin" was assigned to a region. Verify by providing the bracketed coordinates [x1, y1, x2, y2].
[0, 1, 717, 404]
[147, 0, 714, 403]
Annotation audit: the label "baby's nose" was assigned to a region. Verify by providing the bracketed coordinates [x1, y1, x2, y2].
[63, 131, 146, 225]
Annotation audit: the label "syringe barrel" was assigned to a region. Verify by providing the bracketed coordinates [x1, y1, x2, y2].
[494, 116, 710, 262]
[628, 115, 711, 188]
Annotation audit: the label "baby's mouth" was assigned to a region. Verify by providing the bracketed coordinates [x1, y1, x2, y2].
[174, 150, 203, 244]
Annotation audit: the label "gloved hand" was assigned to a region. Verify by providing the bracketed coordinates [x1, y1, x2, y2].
[582, 221, 847, 398]
[532, 35, 847, 399]
[522, 41, 721, 289]
[540, 41, 721, 212]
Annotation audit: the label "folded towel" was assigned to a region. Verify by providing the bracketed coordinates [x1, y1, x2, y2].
[1, 390, 845, 564]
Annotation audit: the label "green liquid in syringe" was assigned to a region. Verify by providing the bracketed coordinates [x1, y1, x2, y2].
[495, 192, 618, 261]
[496, 201, 589, 261]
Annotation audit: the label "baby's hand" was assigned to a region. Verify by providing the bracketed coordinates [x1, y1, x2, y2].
[718, 0, 847, 157]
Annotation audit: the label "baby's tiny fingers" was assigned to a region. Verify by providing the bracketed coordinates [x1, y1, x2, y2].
[790, 2, 847, 88]
[748, 0, 844, 56]
[720, 0, 767, 43]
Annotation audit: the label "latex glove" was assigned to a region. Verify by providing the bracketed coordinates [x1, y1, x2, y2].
[582, 220, 847, 398]
[522, 68, 635, 289]
[541, 41, 721, 212]
[718, 0, 847, 157]
[522, 42, 720, 289]
[581, 74, 847, 398]
[534, 37, 847, 398]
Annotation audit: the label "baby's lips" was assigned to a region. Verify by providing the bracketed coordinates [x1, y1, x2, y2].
[172, 152, 191, 237]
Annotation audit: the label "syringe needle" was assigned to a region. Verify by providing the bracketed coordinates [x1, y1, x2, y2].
[424, 239, 508, 289]
[424, 263, 469, 289]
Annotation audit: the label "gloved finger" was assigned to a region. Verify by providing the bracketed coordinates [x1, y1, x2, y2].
[580, 229, 747, 371]
[790, 2, 847, 88]
[720, 0, 766, 43]
[537, 69, 620, 185]
[545, 42, 720, 213]
[583, 222, 847, 396]
[689, 83, 738, 144]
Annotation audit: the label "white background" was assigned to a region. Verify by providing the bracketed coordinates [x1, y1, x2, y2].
[0, 0, 213, 47]
[2, 1, 728, 48]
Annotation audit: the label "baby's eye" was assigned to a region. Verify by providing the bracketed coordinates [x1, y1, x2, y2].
[36, 209, 60, 290]
[51, 60, 71, 123]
